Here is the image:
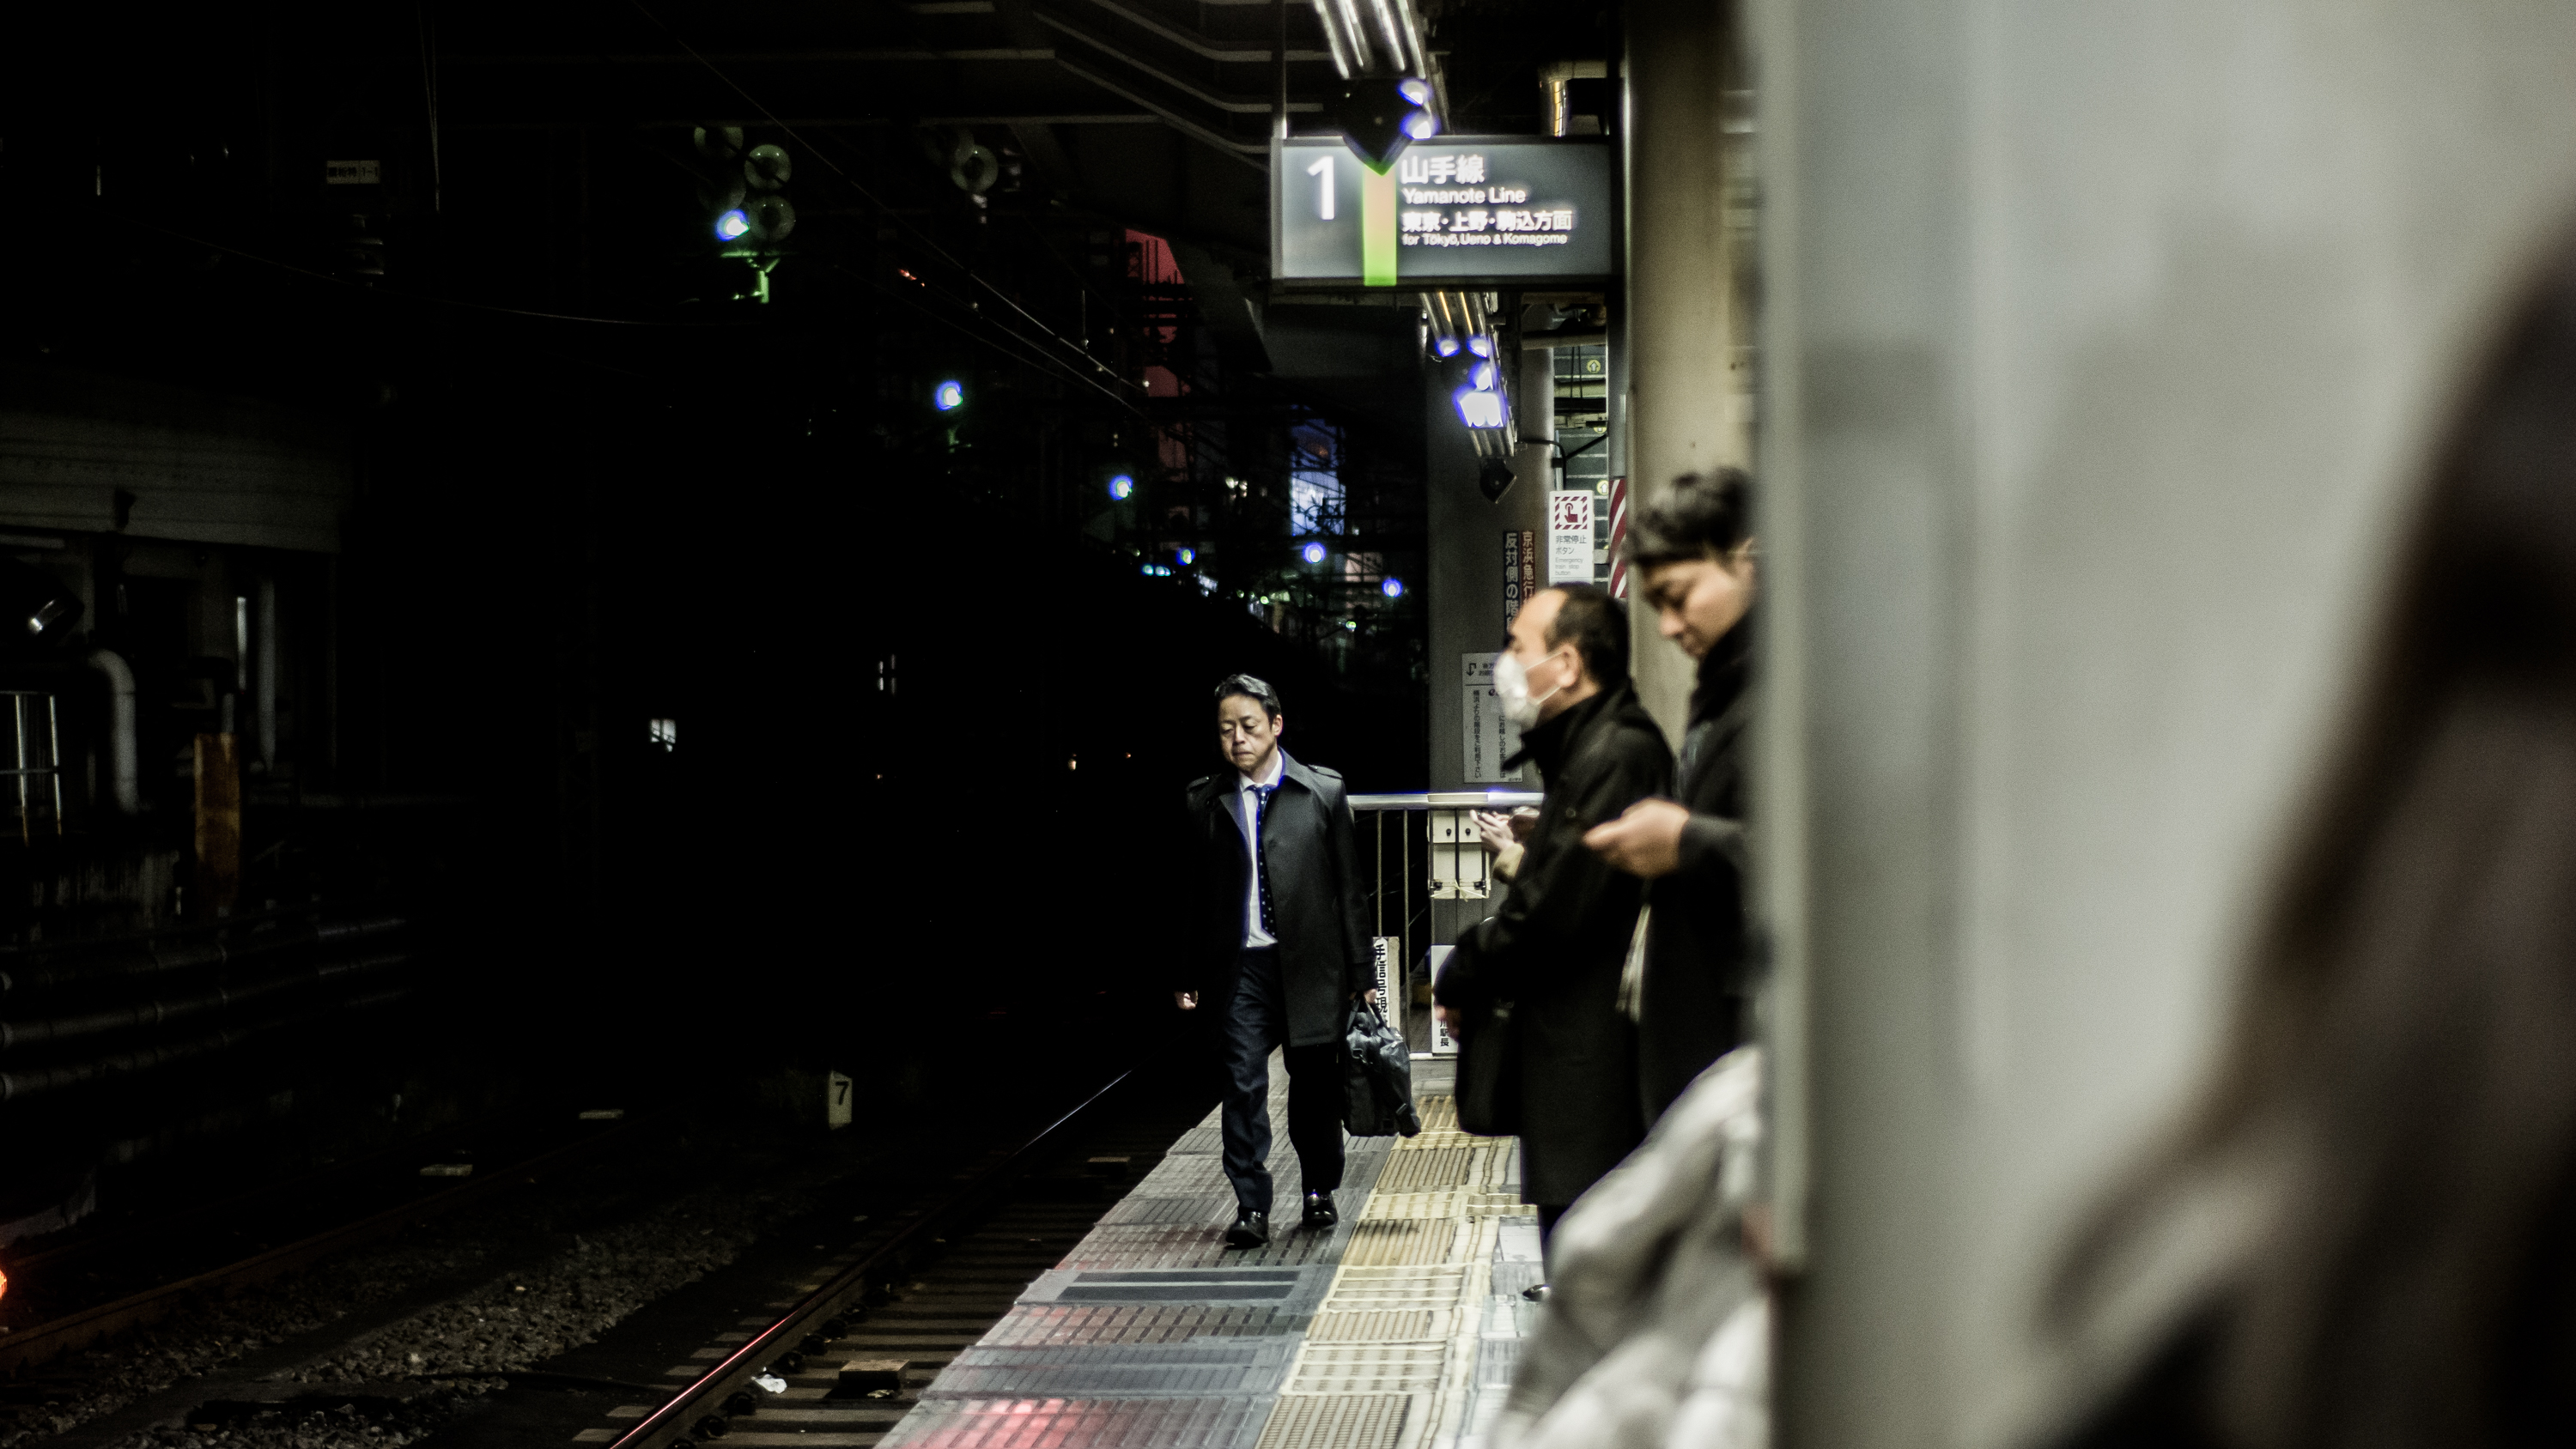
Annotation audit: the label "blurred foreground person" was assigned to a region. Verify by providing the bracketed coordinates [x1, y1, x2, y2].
[1584, 469, 1759, 1119]
[1435, 586, 1671, 1242]
[1178, 675, 1376, 1250]
[2044, 233, 2576, 1448]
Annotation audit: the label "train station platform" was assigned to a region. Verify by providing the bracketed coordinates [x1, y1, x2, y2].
[881, 1058, 1537, 1449]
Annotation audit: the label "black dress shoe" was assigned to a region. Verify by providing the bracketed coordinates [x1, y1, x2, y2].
[1225, 1210, 1270, 1248]
[1301, 1191, 1339, 1229]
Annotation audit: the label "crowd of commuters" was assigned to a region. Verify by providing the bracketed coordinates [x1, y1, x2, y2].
[1176, 468, 1761, 1258]
[1174, 469, 1765, 1446]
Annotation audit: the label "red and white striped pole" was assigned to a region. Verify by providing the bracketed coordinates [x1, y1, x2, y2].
[1605, 476, 1631, 597]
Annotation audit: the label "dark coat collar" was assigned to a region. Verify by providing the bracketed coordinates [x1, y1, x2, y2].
[1201, 749, 1316, 809]
[1505, 680, 1647, 774]
[1692, 610, 1754, 727]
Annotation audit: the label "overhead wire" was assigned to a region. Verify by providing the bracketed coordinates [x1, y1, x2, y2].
[623, 0, 1142, 401]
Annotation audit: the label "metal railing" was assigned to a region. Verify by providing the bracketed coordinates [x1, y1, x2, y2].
[1349, 791, 1542, 1054]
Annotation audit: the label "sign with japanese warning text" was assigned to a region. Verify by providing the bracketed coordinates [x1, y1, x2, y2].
[1548, 490, 1596, 585]
[1274, 137, 1614, 287]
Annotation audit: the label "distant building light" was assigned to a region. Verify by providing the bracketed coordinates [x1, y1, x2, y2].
[714, 209, 750, 240]
[1176, 547, 1195, 564]
[650, 718, 677, 750]
[1109, 474, 1135, 500]
[1302, 542, 1327, 564]
[1455, 388, 1506, 428]
[1381, 578, 1405, 598]
[934, 380, 965, 411]
[1141, 563, 1174, 577]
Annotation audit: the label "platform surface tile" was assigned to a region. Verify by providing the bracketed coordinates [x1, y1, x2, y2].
[882, 1055, 1532, 1449]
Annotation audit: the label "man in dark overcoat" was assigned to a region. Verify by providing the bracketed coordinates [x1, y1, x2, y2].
[1584, 469, 1759, 1120]
[1432, 586, 1673, 1243]
[1178, 673, 1376, 1249]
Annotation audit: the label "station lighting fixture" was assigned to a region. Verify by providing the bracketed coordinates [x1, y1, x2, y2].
[1109, 474, 1135, 500]
[714, 209, 751, 241]
[1382, 578, 1405, 599]
[934, 380, 965, 411]
[1303, 542, 1328, 565]
[1176, 547, 1195, 565]
[1332, 76, 1440, 172]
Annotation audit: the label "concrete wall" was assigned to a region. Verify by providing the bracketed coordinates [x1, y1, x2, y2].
[1758, 3, 2576, 1446]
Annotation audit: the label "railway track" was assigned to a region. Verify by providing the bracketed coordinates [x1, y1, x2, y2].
[0, 1064, 1206, 1449]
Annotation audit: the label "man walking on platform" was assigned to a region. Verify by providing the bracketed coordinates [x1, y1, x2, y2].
[1433, 586, 1672, 1242]
[1178, 674, 1376, 1249]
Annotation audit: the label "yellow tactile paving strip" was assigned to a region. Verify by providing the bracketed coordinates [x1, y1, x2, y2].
[1250, 1091, 1536, 1449]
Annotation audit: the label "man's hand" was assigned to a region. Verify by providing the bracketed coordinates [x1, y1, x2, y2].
[1434, 1003, 1466, 1040]
[1471, 810, 1517, 854]
[1583, 797, 1692, 879]
[1356, 988, 1380, 1006]
[1175, 991, 1199, 1010]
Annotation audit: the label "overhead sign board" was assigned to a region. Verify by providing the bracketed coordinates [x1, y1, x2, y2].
[1273, 136, 1613, 287]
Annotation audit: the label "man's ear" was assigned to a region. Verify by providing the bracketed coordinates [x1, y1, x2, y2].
[1272, 713, 1286, 738]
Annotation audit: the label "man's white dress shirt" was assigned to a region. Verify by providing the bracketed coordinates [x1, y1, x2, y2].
[1236, 751, 1284, 949]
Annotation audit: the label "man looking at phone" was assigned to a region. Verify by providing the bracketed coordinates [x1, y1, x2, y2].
[1583, 469, 1759, 1119]
[1178, 674, 1377, 1249]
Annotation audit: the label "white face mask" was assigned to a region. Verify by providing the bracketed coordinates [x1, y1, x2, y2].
[1492, 647, 1569, 728]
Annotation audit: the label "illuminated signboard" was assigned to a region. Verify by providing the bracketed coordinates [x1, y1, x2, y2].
[1273, 136, 1613, 287]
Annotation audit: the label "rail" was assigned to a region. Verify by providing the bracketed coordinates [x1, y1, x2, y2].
[611, 1070, 1139, 1449]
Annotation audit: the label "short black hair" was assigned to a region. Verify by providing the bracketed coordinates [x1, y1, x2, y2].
[1624, 468, 1753, 567]
[1542, 585, 1629, 685]
[1213, 673, 1282, 718]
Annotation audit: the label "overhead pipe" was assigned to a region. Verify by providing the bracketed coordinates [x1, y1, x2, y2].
[83, 647, 137, 816]
[1053, 57, 1272, 164]
[1070, 0, 1331, 64]
[1035, 14, 1318, 113]
[0, 985, 414, 1105]
[0, 915, 408, 997]
[0, 950, 410, 1052]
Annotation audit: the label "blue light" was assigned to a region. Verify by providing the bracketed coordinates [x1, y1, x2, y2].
[1109, 474, 1134, 500]
[1471, 361, 1496, 390]
[1302, 542, 1327, 565]
[1402, 112, 1440, 141]
[1455, 387, 1506, 428]
[1141, 564, 1173, 577]
[1382, 578, 1405, 599]
[1434, 336, 1461, 358]
[1398, 76, 1435, 105]
[715, 209, 750, 240]
[934, 380, 965, 411]
[1467, 335, 1493, 358]
[1176, 547, 1195, 565]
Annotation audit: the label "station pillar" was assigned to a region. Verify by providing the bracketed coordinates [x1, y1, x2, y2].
[1623, 0, 1752, 743]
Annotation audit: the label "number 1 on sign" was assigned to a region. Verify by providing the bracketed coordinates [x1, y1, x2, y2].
[1307, 155, 1334, 221]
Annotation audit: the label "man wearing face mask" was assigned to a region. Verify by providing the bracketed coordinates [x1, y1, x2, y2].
[1179, 674, 1378, 1250]
[1583, 469, 1759, 1121]
[1433, 585, 1672, 1243]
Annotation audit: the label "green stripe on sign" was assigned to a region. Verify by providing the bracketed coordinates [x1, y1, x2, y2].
[1361, 166, 1399, 287]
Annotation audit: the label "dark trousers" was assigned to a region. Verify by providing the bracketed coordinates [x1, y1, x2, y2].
[1219, 947, 1345, 1216]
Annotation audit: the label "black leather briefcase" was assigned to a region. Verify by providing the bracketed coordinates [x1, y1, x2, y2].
[1454, 997, 1522, 1137]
